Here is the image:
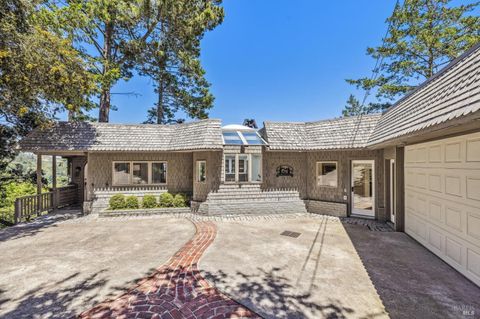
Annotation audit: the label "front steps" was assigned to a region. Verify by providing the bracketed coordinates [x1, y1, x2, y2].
[198, 184, 308, 215]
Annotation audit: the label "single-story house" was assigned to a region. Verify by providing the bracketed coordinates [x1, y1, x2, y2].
[19, 43, 480, 286]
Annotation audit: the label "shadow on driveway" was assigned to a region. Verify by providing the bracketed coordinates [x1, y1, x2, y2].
[342, 222, 480, 319]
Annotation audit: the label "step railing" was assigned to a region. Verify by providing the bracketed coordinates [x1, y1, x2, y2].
[13, 185, 78, 224]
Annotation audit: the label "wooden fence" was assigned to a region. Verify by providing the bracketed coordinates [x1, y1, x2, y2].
[13, 185, 78, 224]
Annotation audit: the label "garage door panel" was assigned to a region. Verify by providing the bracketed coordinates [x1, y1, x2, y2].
[466, 177, 480, 201]
[466, 137, 480, 162]
[405, 131, 480, 287]
[467, 212, 480, 241]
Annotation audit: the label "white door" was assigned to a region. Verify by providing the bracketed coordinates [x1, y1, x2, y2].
[390, 159, 396, 223]
[405, 131, 480, 286]
[351, 160, 375, 217]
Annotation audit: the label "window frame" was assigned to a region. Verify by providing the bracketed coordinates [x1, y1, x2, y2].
[196, 160, 207, 183]
[223, 153, 262, 183]
[316, 161, 338, 188]
[112, 161, 168, 186]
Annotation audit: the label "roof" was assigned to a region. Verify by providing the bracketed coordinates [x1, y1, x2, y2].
[263, 114, 382, 150]
[19, 119, 224, 152]
[369, 42, 480, 145]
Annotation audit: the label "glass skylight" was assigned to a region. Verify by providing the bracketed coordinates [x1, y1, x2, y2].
[222, 129, 267, 146]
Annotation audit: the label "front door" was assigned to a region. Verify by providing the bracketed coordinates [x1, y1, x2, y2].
[351, 160, 375, 217]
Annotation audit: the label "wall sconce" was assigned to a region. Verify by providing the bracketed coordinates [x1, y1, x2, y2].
[75, 166, 81, 177]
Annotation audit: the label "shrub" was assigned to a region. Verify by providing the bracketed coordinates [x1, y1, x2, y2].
[173, 194, 187, 207]
[159, 192, 174, 207]
[142, 195, 157, 208]
[109, 194, 126, 210]
[125, 196, 139, 209]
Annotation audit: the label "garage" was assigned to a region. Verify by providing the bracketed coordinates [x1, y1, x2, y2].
[405, 131, 480, 286]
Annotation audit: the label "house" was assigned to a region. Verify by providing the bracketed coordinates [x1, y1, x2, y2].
[19, 43, 480, 286]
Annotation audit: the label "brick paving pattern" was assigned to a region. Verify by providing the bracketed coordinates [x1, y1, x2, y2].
[79, 220, 260, 319]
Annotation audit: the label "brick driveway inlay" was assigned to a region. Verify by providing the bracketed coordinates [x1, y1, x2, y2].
[79, 220, 260, 319]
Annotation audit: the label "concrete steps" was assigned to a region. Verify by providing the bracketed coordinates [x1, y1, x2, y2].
[199, 184, 307, 215]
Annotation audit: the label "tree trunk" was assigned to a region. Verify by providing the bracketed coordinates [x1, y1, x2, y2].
[99, 20, 114, 123]
[156, 77, 164, 124]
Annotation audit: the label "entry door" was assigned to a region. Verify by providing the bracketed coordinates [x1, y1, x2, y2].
[390, 159, 396, 223]
[351, 160, 375, 217]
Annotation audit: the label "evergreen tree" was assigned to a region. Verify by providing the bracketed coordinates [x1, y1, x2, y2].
[343, 0, 480, 116]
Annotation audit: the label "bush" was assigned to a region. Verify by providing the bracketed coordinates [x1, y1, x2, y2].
[109, 194, 126, 210]
[125, 196, 139, 209]
[159, 192, 174, 207]
[142, 195, 157, 208]
[173, 194, 187, 207]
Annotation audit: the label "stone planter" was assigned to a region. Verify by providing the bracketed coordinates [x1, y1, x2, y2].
[100, 207, 191, 217]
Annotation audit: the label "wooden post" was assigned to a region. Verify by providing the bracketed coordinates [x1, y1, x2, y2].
[52, 155, 57, 211]
[37, 154, 42, 214]
[395, 147, 405, 232]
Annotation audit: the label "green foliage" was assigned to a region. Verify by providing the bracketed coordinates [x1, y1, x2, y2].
[125, 196, 139, 209]
[0, 0, 96, 168]
[142, 195, 157, 208]
[344, 0, 480, 115]
[159, 192, 174, 207]
[342, 95, 392, 117]
[0, 182, 37, 224]
[138, 1, 224, 124]
[173, 194, 187, 208]
[109, 194, 126, 210]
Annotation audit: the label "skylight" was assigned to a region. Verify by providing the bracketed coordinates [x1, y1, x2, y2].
[221, 126, 267, 146]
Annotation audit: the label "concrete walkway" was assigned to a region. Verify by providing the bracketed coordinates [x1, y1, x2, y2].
[0, 213, 195, 318]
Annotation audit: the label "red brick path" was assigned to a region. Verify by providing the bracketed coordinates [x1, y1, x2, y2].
[79, 221, 260, 319]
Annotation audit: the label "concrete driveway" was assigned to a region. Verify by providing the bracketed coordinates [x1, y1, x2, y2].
[0, 214, 195, 319]
[200, 216, 388, 319]
[200, 216, 480, 319]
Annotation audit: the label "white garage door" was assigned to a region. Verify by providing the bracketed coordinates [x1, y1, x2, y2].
[405, 131, 480, 286]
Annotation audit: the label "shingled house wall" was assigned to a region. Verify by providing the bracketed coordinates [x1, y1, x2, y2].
[263, 149, 386, 220]
[192, 151, 222, 202]
[87, 152, 194, 194]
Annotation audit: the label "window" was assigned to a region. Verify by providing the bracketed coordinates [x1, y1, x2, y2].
[197, 161, 206, 182]
[224, 154, 262, 183]
[112, 161, 167, 185]
[222, 132, 243, 145]
[132, 162, 148, 184]
[251, 154, 262, 182]
[316, 162, 338, 187]
[152, 162, 167, 184]
[113, 162, 131, 185]
[242, 132, 265, 145]
[238, 155, 249, 182]
[225, 155, 236, 182]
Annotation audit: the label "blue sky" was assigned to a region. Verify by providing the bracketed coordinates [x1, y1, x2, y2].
[59, 1, 452, 125]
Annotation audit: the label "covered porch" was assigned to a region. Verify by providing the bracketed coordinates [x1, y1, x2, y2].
[13, 152, 86, 224]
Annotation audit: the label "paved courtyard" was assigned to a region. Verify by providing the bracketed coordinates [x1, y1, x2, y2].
[0, 212, 479, 318]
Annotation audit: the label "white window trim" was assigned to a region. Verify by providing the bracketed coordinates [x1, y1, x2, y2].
[112, 161, 167, 186]
[316, 161, 338, 188]
[196, 160, 207, 183]
[223, 153, 262, 183]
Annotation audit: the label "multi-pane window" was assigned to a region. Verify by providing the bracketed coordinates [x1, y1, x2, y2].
[225, 155, 236, 182]
[224, 154, 262, 183]
[316, 162, 338, 187]
[112, 161, 167, 185]
[197, 161, 206, 182]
